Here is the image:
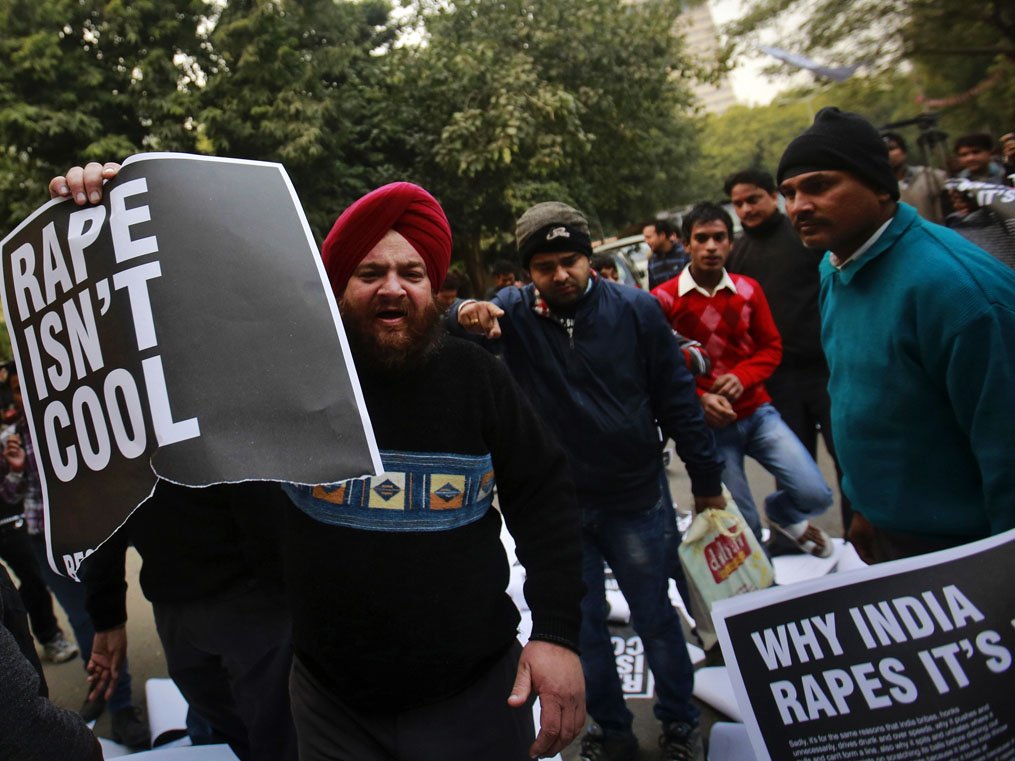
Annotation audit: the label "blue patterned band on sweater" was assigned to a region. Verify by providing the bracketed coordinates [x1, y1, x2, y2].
[284, 450, 496, 532]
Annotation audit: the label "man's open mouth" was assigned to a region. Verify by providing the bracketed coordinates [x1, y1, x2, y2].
[376, 307, 408, 322]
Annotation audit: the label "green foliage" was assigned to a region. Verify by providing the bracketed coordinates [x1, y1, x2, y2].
[0, 0, 702, 292]
[0, 311, 10, 361]
[0, 0, 210, 232]
[723, 0, 1014, 136]
[195, 0, 399, 237]
[684, 72, 925, 201]
[380, 0, 699, 287]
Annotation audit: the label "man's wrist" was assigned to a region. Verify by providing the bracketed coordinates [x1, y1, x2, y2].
[455, 299, 477, 324]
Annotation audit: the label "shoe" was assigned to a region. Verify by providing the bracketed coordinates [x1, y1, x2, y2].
[79, 694, 106, 723]
[660, 721, 704, 761]
[111, 706, 151, 750]
[773, 522, 833, 559]
[579, 724, 638, 761]
[42, 632, 79, 664]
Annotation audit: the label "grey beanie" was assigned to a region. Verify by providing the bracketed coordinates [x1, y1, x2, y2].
[515, 202, 593, 268]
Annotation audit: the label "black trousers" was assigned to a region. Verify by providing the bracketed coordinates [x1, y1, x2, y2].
[0, 523, 60, 645]
[765, 356, 853, 531]
[289, 641, 536, 761]
[152, 583, 297, 761]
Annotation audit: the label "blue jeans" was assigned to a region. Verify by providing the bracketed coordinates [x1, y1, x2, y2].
[713, 404, 833, 542]
[658, 468, 690, 609]
[30, 537, 133, 711]
[580, 498, 698, 738]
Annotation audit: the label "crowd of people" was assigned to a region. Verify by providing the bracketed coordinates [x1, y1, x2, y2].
[1, 107, 1013, 761]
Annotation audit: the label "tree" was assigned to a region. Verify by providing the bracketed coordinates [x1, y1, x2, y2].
[722, 0, 1014, 136]
[0, 0, 211, 232]
[195, 0, 400, 237]
[683, 72, 928, 202]
[379, 0, 699, 291]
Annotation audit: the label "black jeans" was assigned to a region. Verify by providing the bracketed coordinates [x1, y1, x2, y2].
[0, 522, 60, 645]
[765, 355, 853, 531]
[153, 583, 297, 761]
[290, 641, 535, 761]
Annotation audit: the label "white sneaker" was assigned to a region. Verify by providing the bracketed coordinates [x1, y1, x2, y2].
[42, 632, 79, 664]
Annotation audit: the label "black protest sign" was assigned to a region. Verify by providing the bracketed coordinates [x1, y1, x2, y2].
[713, 531, 1015, 761]
[0, 154, 381, 576]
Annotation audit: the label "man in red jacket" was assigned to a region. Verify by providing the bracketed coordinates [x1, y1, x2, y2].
[652, 202, 833, 556]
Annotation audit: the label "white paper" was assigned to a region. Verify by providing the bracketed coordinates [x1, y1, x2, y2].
[708, 722, 760, 761]
[145, 678, 190, 746]
[691, 666, 742, 721]
[117, 745, 240, 760]
[771, 537, 844, 585]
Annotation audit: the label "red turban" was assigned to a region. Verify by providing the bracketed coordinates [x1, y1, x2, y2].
[321, 182, 452, 296]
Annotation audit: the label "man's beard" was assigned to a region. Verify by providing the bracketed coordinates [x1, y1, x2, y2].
[340, 295, 445, 375]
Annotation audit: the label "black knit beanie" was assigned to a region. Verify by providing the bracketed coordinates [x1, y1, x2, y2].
[515, 202, 593, 269]
[777, 107, 900, 200]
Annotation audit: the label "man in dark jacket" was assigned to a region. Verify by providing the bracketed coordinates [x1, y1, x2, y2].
[644, 219, 689, 289]
[454, 202, 725, 761]
[725, 168, 851, 534]
[1, 564, 102, 761]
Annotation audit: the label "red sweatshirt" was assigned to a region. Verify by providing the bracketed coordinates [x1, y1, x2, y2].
[652, 270, 782, 419]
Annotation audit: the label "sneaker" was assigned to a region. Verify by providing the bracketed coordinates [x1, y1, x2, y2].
[42, 632, 79, 664]
[773, 522, 833, 559]
[111, 706, 152, 750]
[79, 694, 106, 723]
[579, 723, 638, 761]
[660, 721, 704, 761]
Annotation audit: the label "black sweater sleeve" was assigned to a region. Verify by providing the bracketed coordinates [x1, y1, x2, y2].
[481, 354, 583, 652]
[80, 528, 130, 632]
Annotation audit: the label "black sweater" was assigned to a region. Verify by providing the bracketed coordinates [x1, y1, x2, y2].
[83, 481, 289, 631]
[284, 337, 582, 711]
[728, 212, 826, 361]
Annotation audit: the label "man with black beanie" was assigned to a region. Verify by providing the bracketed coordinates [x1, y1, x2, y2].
[452, 201, 726, 761]
[725, 168, 851, 535]
[777, 107, 1015, 563]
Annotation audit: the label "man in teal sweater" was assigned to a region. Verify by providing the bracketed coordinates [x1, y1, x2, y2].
[777, 107, 1015, 563]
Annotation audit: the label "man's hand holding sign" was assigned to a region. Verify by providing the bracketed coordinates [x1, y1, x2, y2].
[2, 153, 381, 576]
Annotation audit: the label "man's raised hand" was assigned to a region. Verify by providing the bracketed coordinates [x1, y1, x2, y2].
[50, 162, 121, 205]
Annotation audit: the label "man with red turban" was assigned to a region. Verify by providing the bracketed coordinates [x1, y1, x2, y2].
[54, 168, 586, 761]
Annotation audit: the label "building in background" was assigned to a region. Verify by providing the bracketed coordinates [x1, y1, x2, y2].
[679, 2, 738, 114]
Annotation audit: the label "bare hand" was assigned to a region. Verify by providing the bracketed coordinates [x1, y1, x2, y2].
[701, 392, 737, 428]
[507, 640, 585, 758]
[3, 434, 25, 473]
[458, 300, 505, 339]
[847, 511, 878, 565]
[87, 627, 127, 702]
[693, 494, 726, 513]
[711, 373, 744, 401]
[50, 162, 121, 205]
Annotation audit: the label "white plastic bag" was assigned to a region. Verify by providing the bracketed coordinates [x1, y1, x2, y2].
[678, 502, 773, 649]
